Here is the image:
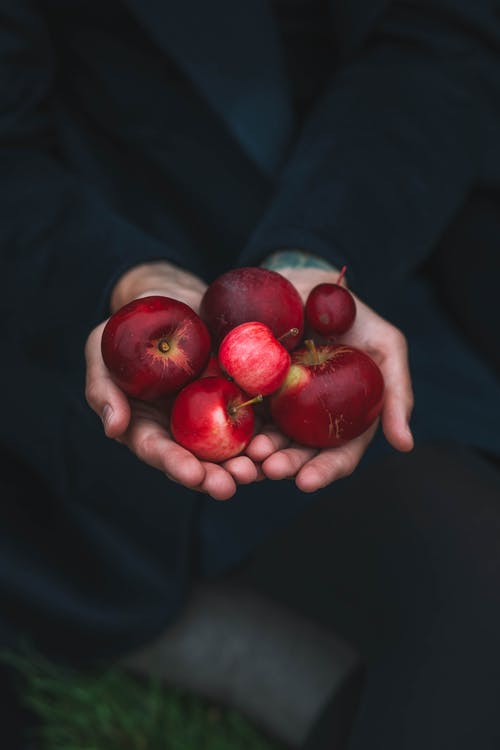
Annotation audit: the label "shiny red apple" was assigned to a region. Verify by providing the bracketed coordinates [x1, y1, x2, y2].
[170, 376, 261, 462]
[101, 296, 211, 400]
[200, 267, 304, 351]
[270, 342, 384, 448]
[218, 322, 291, 396]
[305, 268, 356, 337]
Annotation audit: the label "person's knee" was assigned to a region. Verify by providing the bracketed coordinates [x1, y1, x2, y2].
[376, 443, 500, 616]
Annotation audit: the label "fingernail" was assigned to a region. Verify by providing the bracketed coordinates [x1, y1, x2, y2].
[102, 404, 113, 429]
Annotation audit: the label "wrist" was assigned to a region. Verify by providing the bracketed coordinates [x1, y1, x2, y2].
[261, 250, 338, 272]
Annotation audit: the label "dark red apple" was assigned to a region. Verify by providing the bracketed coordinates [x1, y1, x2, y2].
[101, 296, 211, 400]
[170, 376, 261, 462]
[218, 322, 291, 396]
[270, 342, 384, 448]
[200, 267, 304, 351]
[305, 267, 356, 337]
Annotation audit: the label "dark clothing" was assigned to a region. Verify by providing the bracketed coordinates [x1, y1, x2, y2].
[0, 1, 499, 738]
[237, 443, 500, 749]
[2, 444, 500, 750]
[272, 0, 336, 119]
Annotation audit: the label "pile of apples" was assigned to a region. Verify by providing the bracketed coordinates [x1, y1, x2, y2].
[101, 267, 384, 462]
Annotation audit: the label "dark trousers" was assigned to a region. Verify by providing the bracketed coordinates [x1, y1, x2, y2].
[2, 442, 500, 749]
[234, 443, 500, 749]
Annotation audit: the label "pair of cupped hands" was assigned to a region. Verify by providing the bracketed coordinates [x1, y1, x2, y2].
[85, 260, 414, 500]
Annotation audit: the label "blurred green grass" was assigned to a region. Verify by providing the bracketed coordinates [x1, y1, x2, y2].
[6, 651, 283, 750]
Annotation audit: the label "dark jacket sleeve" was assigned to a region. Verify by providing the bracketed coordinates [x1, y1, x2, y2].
[0, 1, 205, 367]
[239, 0, 500, 296]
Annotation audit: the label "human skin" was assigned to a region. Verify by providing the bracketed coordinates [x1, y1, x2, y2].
[85, 260, 413, 499]
[85, 260, 262, 501]
[246, 266, 414, 492]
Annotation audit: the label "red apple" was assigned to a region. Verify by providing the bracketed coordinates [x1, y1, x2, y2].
[101, 296, 211, 400]
[305, 268, 356, 337]
[270, 342, 384, 448]
[218, 322, 291, 396]
[200, 267, 304, 351]
[170, 376, 261, 462]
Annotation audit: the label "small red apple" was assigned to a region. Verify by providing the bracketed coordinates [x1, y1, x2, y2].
[218, 322, 292, 396]
[200, 267, 304, 351]
[170, 376, 262, 462]
[101, 296, 211, 400]
[270, 342, 384, 448]
[305, 267, 356, 336]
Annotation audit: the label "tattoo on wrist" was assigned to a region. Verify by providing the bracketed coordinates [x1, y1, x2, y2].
[261, 250, 337, 271]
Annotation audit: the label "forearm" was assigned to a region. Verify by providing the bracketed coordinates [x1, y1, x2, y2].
[239, 0, 500, 295]
[1, 149, 198, 362]
[0, 1, 206, 365]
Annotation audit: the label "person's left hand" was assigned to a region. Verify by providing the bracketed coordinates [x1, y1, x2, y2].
[245, 267, 414, 493]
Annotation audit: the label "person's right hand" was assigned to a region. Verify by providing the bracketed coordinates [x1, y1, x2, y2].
[84, 260, 262, 501]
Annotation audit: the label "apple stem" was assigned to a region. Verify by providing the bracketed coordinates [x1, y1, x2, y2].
[305, 339, 320, 365]
[278, 327, 299, 343]
[158, 339, 170, 353]
[228, 394, 263, 415]
[337, 266, 347, 287]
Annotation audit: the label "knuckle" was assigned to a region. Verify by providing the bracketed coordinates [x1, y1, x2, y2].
[84, 381, 102, 408]
[135, 434, 153, 462]
[312, 463, 331, 487]
[284, 452, 300, 476]
[389, 325, 407, 350]
[336, 446, 358, 478]
[407, 389, 415, 414]
[84, 327, 102, 358]
[135, 433, 160, 463]
[338, 455, 356, 479]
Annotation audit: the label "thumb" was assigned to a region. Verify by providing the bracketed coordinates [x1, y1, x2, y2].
[84, 323, 131, 438]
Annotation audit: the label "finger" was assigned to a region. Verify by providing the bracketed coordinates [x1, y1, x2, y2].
[222, 455, 260, 485]
[198, 463, 237, 501]
[124, 417, 206, 488]
[245, 427, 291, 462]
[377, 333, 414, 452]
[254, 465, 267, 482]
[262, 444, 317, 480]
[295, 422, 378, 493]
[85, 324, 131, 438]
